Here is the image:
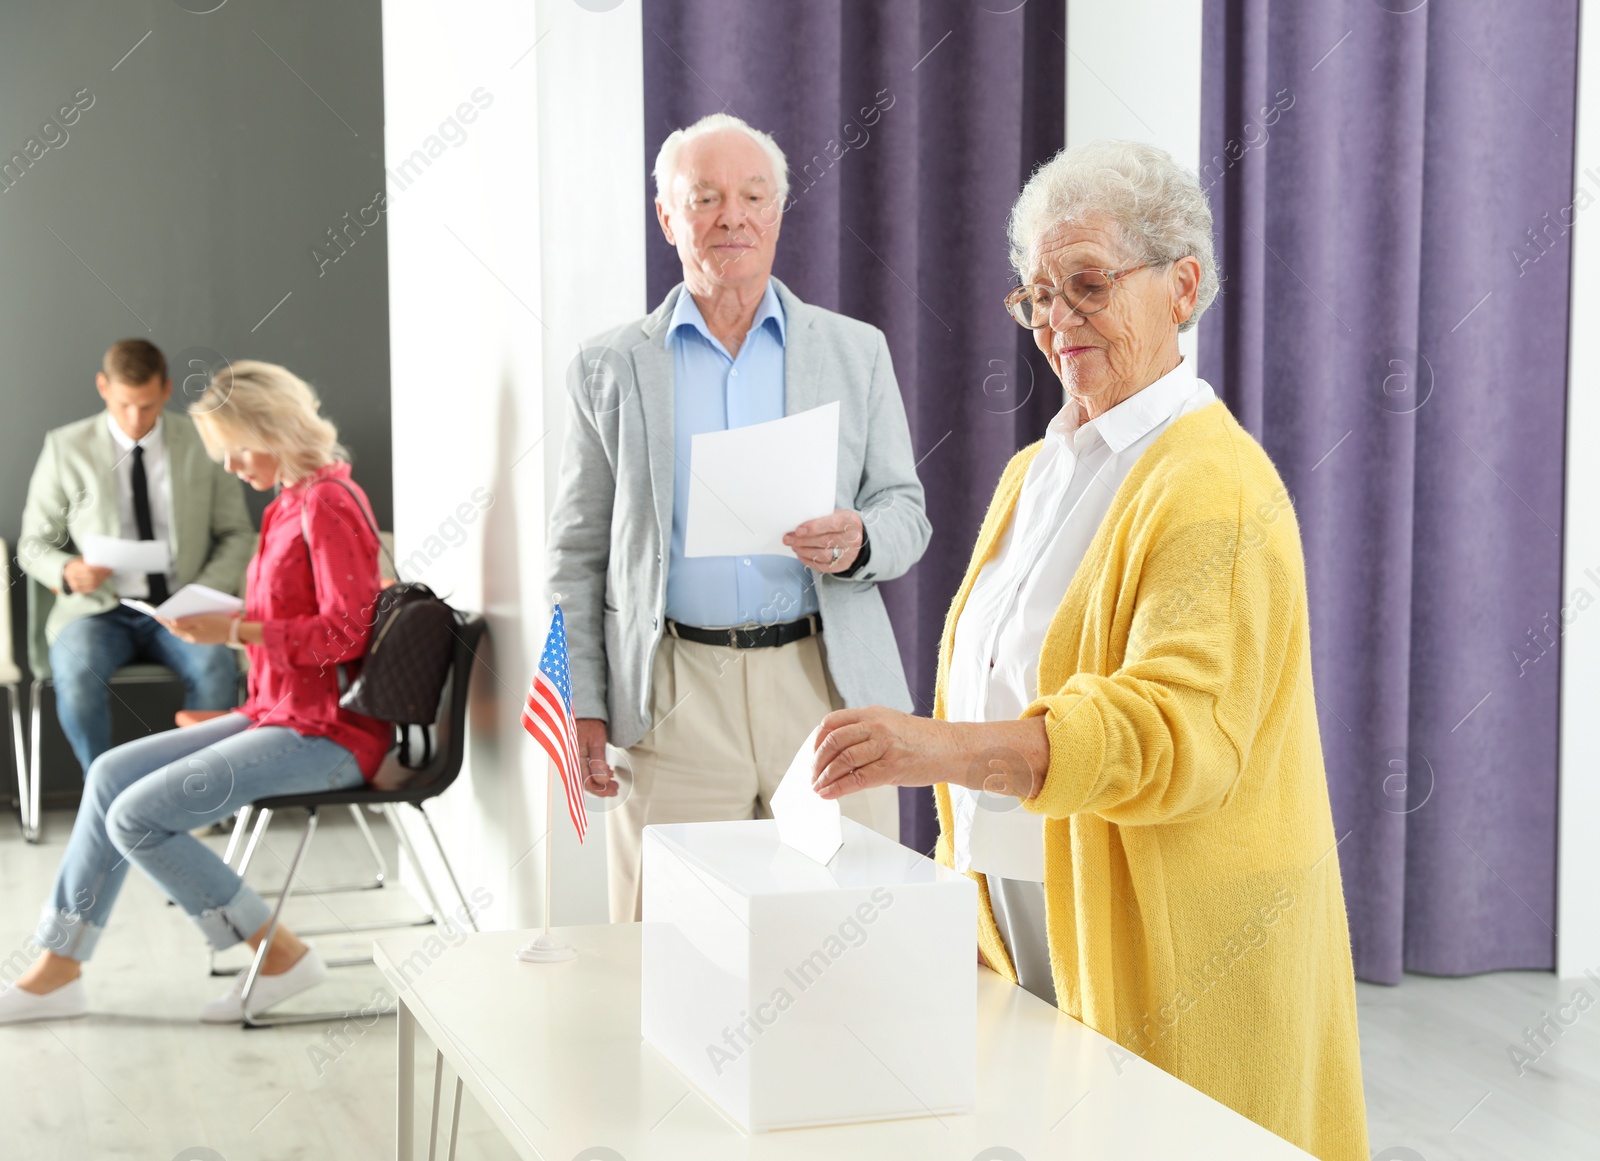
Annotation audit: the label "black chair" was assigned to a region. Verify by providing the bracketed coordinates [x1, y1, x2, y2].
[235, 615, 486, 1028]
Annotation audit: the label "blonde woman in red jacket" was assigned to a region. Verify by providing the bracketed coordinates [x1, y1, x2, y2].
[0, 361, 389, 1026]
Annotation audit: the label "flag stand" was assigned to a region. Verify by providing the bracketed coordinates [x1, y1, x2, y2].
[516, 757, 577, 963]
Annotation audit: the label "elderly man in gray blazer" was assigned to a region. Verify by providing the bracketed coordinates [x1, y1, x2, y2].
[19, 339, 254, 777]
[549, 114, 930, 922]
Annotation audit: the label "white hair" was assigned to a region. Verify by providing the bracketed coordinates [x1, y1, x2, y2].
[653, 113, 790, 204]
[1008, 140, 1219, 332]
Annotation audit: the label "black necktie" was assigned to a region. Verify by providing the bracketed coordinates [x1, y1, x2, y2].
[131, 444, 169, 604]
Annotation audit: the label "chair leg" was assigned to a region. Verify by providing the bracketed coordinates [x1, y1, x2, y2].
[236, 807, 273, 877]
[210, 807, 255, 974]
[212, 921, 426, 974]
[348, 803, 389, 886]
[241, 804, 386, 899]
[7, 685, 26, 835]
[416, 803, 477, 933]
[227, 803, 435, 1027]
[240, 808, 318, 1023]
[222, 804, 254, 867]
[26, 679, 45, 844]
[382, 803, 454, 933]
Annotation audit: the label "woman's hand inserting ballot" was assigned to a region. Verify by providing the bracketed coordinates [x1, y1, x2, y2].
[810, 706, 1049, 802]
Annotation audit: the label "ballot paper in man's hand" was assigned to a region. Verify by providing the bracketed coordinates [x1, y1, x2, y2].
[770, 725, 843, 865]
[81, 534, 171, 575]
[684, 402, 839, 557]
[122, 583, 243, 622]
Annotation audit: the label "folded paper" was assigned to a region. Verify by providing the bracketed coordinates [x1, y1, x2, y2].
[82, 534, 171, 574]
[122, 583, 243, 622]
[769, 724, 842, 865]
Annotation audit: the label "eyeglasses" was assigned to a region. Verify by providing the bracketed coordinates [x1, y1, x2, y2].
[1003, 264, 1157, 328]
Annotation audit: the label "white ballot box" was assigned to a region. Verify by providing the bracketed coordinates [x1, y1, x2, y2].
[640, 818, 977, 1133]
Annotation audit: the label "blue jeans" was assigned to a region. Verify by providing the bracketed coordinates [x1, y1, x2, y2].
[49, 605, 241, 776]
[36, 712, 367, 961]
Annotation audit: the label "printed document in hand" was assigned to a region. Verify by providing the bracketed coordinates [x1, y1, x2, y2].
[684, 401, 839, 557]
[122, 584, 243, 622]
[81, 534, 171, 575]
[770, 724, 843, 865]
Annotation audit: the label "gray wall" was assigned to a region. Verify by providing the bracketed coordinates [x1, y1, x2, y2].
[0, 0, 390, 797]
[0, 0, 392, 534]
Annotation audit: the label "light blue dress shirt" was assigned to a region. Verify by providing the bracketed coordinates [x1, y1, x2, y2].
[664, 282, 819, 628]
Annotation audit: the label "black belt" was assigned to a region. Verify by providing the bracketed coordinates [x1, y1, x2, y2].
[666, 613, 821, 649]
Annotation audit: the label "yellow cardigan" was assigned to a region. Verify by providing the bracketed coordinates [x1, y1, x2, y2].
[933, 400, 1368, 1160]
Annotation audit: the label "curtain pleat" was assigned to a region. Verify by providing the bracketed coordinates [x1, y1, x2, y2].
[1200, 0, 1576, 982]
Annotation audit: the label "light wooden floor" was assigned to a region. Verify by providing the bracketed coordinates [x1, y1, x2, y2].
[1, 809, 1596, 1159]
[1358, 965, 1600, 1160]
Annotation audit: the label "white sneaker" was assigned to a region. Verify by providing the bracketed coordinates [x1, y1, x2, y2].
[0, 978, 87, 1026]
[201, 947, 328, 1024]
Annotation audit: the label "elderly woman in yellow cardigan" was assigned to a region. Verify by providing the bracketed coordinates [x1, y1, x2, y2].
[811, 140, 1367, 1160]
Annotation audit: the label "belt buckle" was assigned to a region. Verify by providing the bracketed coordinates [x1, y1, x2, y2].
[727, 626, 740, 649]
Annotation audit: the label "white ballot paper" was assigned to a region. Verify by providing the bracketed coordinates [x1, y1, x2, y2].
[770, 724, 843, 865]
[122, 583, 243, 622]
[81, 534, 171, 575]
[684, 401, 839, 557]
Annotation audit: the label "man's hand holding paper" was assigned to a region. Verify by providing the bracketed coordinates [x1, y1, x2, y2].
[782, 507, 865, 574]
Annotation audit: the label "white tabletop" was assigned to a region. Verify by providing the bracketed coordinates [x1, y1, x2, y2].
[375, 924, 1313, 1160]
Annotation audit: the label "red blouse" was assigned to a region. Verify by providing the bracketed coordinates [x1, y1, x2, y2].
[238, 462, 392, 780]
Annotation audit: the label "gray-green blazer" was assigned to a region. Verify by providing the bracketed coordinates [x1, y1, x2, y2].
[18, 410, 255, 643]
[547, 278, 932, 749]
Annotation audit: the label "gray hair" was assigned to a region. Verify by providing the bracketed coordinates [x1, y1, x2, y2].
[653, 113, 790, 204]
[1008, 140, 1219, 332]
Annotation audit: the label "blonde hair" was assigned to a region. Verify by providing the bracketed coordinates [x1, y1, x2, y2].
[190, 359, 347, 483]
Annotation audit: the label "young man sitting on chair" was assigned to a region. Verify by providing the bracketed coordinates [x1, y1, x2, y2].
[17, 338, 254, 776]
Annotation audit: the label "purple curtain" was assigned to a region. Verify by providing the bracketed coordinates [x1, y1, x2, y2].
[1200, 0, 1577, 982]
[643, 0, 1066, 855]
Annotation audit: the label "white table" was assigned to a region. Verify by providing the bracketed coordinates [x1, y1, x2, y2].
[375, 925, 1313, 1160]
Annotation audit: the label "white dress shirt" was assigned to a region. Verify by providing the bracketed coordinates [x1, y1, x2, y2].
[947, 359, 1217, 881]
[105, 413, 175, 598]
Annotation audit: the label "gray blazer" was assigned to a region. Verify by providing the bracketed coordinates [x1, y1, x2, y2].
[18, 410, 255, 643]
[548, 278, 931, 749]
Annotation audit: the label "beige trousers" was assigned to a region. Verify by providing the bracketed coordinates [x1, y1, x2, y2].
[606, 631, 900, 922]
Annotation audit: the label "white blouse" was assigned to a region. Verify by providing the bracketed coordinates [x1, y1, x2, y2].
[947, 359, 1216, 881]
[105, 413, 175, 598]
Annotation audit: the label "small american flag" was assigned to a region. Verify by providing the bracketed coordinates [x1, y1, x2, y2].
[521, 604, 588, 842]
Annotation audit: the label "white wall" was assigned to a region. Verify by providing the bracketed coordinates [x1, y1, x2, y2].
[530, 0, 646, 921]
[1065, 0, 1203, 365]
[1558, 4, 1600, 980]
[382, 0, 643, 930]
